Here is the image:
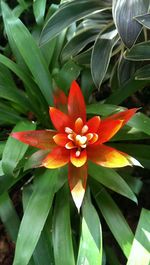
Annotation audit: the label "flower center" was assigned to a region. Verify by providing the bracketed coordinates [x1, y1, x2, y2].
[64, 117, 98, 157]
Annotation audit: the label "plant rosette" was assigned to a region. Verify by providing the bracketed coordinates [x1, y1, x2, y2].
[11, 81, 142, 211]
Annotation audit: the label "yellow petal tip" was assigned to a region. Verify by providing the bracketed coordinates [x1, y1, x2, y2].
[71, 180, 85, 212]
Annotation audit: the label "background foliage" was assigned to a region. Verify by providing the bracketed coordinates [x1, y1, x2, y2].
[0, 0, 150, 264]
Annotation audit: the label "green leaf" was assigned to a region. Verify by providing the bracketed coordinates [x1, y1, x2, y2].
[0, 141, 6, 158]
[135, 64, 150, 80]
[128, 112, 150, 136]
[23, 186, 54, 265]
[77, 189, 102, 265]
[119, 173, 143, 195]
[111, 125, 150, 141]
[13, 168, 67, 265]
[0, 54, 49, 125]
[2, 121, 36, 178]
[0, 192, 20, 241]
[112, 0, 149, 48]
[87, 103, 125, 116]
[91, 28, 119, 88]
[33, 0, 46, 25]
[1, 1, 53, 105]
[91, 182, 134, 258]
[89, 162, 137, 203]
[135, 13, 150, 29]
[125, 41, 150, 61]
[54, 60, 81, 92]
[0, 102, 22, 125]
[105, 78, 149, 105]
[74, 48, 92, 65]
[127, 208, 150, 265]
[0, 65, 30, 113]
[52, 183, 75, 265]
[61, 27, 99, 62]
[40, 0, 111, 45]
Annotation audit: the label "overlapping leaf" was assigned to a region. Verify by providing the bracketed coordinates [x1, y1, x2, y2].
[112, 0, 149, 48]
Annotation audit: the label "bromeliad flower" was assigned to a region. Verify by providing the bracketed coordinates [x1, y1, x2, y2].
[11, 81, 141, 210]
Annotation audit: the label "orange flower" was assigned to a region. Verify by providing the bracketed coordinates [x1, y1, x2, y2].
[11, 81, 141, 210]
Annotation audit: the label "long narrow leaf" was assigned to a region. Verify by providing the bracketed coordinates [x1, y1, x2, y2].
[91, 182, 134, 258]
[23, 186, 54, 265]
[13, 168, 67, 265]
[91, 28, 119, 88]
[77, 189, 102, 265]
[89, 162, 137, 203]
[1, 1, 53, 105]
[40, 0, 111, 45]
[33, 0, 47, 25]
[0, 192, 20, 241]
[127, 208, 150, 265]
[52, 183, 75, 265]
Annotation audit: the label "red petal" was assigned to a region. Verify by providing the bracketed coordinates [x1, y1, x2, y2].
[87, 144, 131, 168]
[42, 146, 69, 168]
[103, 108, 138, 128]
[96, 119, 123, 144]
[68, 162, 87, 211]
[86, 116, 100, 133]
[11, 130, 56, 150]
[53, 89, 67, 112]
[49, 107, 72, 132]
[53, 133, 68, 147]
[68, 81, 86, 122]
[70, 149, 87, 167]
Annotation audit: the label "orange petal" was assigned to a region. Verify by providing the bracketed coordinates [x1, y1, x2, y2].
[49, 107, 72, 132]
[68, 81, 86, 123]
[53, 88, 67, 112]
[87, 144, 131, 168]
[103, 108, 138, 128]
[53, 133, 68, 147]
[11, 130, 57, 150]
[70, 149, 87, 167]
[97, 119, 123, 144]
[86, 116, 100, 133]
[68, 162, 87, 211]
[42, 146, 69, 168]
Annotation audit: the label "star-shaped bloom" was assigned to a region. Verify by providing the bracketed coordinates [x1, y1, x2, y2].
[12, 81, 141, 210]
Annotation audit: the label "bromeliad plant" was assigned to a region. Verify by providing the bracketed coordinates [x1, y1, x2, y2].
[12, 81, 141, 211]
[0, 1, 150, 265]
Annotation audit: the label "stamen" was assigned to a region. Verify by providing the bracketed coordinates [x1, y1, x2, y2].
[76, 135, 82, 142]
[76, 135, 87, 145]
[81, 125, 88, 134]
[65, 127, 73, 134]
[76, 150, 81, 157]
[80, 144, 87, 148]
[79, 136, 87, 145]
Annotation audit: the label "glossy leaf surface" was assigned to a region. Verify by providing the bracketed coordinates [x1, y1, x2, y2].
[112, 0, 149, 48]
